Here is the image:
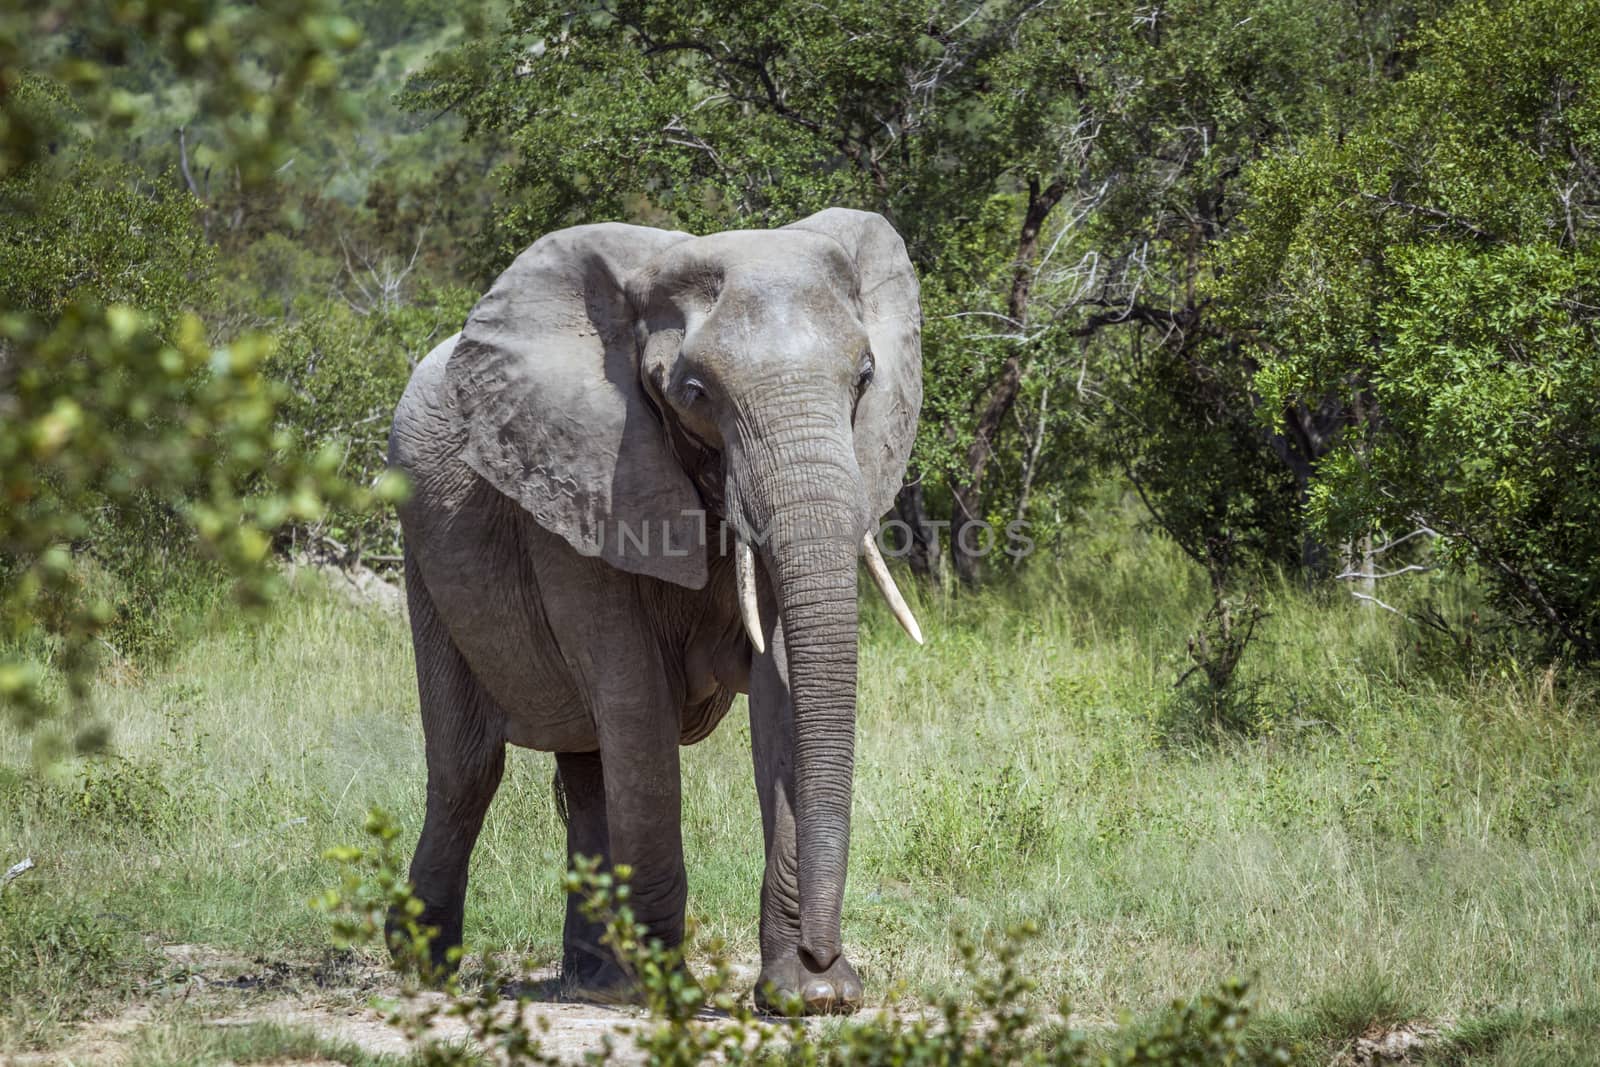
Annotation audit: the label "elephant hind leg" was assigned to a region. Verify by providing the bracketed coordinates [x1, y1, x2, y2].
[397, 556, 507, 973]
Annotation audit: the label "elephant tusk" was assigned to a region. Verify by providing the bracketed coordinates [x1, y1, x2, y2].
[861, 534, 924, 646]
[736, 537, 765, 655]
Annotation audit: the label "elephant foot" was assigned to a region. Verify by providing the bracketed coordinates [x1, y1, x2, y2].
[385, 908, 460, 981]
[754, 952, 863, 1016]
[560, 962, 638, 1005]
[562, 956, 700, 1006]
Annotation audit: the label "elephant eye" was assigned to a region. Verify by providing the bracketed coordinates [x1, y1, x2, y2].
[679, 377, 707, 405]
[857, 354, 875, 389]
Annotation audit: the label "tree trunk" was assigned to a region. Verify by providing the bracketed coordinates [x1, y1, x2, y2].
[949, 175, 1065, 585]
[1267, 398, 1346, 578]
[892, 469, 941, 583]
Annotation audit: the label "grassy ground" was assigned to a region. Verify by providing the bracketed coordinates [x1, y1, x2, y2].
[2, 502, 1597, 1063]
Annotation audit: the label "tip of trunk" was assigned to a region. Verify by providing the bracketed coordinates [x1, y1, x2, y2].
[799, 931, 842, 972]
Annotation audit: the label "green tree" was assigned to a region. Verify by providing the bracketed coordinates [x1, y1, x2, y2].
[406, 0, 1144, 583]
[406, 0, 1435, 586]
[264, 284, 478, 564]
[0, 2, 394, 751]
[1218, 0, 1600, 658]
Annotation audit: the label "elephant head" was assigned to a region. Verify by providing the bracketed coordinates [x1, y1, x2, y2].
[446, 208, 922, 970]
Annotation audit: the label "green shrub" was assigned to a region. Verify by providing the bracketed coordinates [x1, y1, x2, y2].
[264, 286, 476, 564]
[1221, 0, 1600, 661]
[0, 880, 147, 1039]
[0, 0, 383, 751]
[68, 755, 174, 837]
[1158, 589, 1277, 743]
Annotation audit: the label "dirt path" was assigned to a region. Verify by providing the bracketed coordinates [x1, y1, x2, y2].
[209, 990, 658, 1062]
[13, 943, 764, 1065]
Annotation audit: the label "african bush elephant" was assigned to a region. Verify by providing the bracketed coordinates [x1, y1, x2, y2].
[386, 208, 923, 1014]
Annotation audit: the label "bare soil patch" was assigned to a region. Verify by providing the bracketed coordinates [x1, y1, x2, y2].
[1330, 1020, 1450, 1066]
[11, 943, 748, 1065]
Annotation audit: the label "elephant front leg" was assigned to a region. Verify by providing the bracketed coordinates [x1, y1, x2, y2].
[550, 630, 688, 998]
[557, 712, 687, 1004]
[748, 622, 863, 1015]
[556, 747, 689, 1003]
[555, 750, 618, 997]
[596, 703, 690, 976]
[542, 561, 691, 1003]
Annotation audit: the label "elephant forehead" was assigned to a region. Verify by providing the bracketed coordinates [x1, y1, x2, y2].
[690, 282, 867, 362]
[647, 229, 857, 302]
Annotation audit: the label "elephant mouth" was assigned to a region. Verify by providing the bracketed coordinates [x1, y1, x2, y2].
[660, 408, 729, 518]
[733, 533, 922, 653]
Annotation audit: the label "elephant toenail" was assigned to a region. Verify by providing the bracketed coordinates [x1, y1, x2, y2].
[802, 979, 836, 1012]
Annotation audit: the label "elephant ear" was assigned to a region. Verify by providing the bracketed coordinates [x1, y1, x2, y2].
[785, 208, 922, 521]
[448, 222, 710, 589]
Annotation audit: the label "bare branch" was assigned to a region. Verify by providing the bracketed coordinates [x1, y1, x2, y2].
[1369, 526, 1438, 555]
[1360, 191, 1499, 241]
[338, 227, 427, 315]
[176, 126, 202, 199]
[1014, 377, 1050, 522]
[1335, 563, 1434, 581]
[2, 857, 34, 890]
[1349, 591, 1404, 614]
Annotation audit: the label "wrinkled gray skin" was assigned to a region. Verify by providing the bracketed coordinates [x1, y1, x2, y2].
[385, 209, 921, 1015]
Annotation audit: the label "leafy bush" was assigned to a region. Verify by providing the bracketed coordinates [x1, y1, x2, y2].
[265, 286, 477, 564]
[67, 754, 175, 836]
[0, 4, 405, 749]
[1219, 0, 1600, 660]
[0, 879, 147, 1038]
[1159, 590, 1276, 742]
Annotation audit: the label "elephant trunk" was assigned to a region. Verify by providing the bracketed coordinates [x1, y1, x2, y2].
[732, 412, 866, 973]
[770, 519, 859, 970]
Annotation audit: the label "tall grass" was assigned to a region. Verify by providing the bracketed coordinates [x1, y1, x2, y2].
[2, 498, 1596, 1057]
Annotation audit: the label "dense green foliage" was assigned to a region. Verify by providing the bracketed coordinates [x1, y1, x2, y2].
[264, 289, 476, 561]
[396, 0, 1598, 659]
[0, 2, 466, 741]
[401, 0, 1425, 584]
[1220, 0, 1600, 659]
